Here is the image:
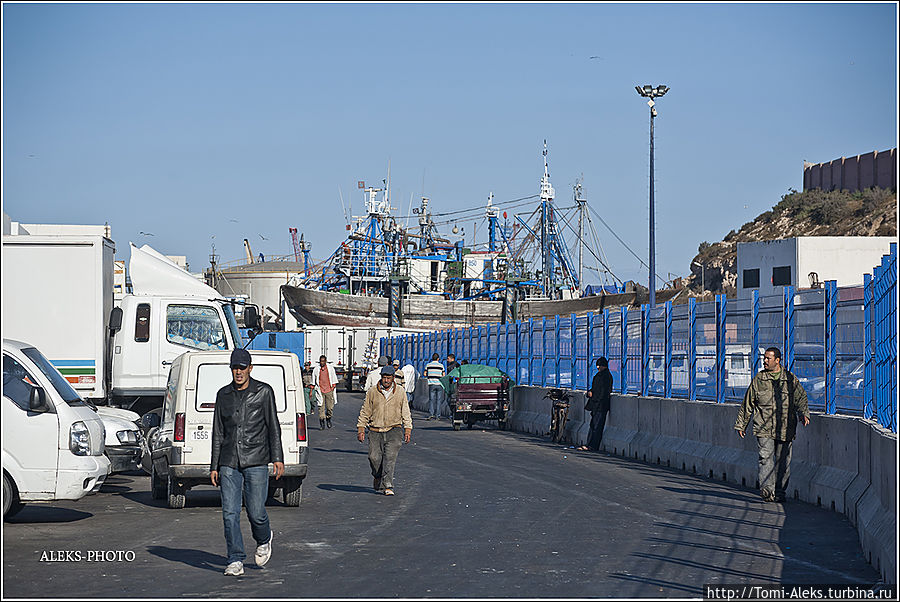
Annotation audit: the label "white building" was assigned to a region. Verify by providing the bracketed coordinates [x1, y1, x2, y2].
[736, 236, 895, 299]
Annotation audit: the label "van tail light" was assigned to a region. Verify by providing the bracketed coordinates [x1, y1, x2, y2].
[296, 413, 307, 442]
[174, 413, 185, 442]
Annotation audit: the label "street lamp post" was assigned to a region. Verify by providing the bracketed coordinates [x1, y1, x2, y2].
[691, 260, 705, 291]
[635, 84, 669, 306]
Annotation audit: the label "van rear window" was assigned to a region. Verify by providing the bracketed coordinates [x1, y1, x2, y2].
[195, 364, 288, 413]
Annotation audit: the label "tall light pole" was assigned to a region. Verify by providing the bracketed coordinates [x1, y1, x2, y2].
[635, 84, 669, 306]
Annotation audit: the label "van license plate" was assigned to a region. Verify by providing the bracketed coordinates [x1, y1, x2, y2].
[192, 430, 209, 440]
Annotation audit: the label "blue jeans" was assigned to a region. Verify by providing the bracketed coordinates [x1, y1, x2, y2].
[219, 465, 271, 564]
[428, 385, 443, 417]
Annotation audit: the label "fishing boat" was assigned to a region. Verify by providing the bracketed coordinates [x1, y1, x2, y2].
[277, 143, 684, 328]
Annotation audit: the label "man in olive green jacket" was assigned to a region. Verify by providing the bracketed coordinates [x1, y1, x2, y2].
[734, 347, 810, 503]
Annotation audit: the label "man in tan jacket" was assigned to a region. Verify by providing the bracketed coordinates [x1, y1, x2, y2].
[357, 365, 413, 496]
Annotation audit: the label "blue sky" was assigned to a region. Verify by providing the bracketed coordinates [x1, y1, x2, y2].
[3, 2, 897, 287]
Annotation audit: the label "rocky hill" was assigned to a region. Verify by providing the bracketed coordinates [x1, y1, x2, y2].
[685, 187, 897, 298]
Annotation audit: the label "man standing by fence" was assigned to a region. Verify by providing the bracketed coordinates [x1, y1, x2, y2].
[424, 353, 445, 420]
[734, 347, 810, 503]
[580, 357, 612, 452]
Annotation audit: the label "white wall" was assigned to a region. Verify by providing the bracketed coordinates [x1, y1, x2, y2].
[737, 237, 894, 299]
[796, 236, 894, 288]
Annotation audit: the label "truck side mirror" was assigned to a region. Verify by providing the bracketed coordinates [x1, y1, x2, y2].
[243, 305, 260, 330]
[141, 412, 161, 429]
[28, 387, 52, 413]
[109, 307, 123, 334]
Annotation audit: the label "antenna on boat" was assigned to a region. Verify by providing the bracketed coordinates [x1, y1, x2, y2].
[575, 175, 586, 297]
[338, 186, 350, 226]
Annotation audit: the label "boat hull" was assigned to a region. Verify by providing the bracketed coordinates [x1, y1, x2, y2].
[281, 285, 686, 329]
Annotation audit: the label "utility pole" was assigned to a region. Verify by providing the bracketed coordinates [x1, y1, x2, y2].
[635, 84, 670, 306]
[574, 177, 586, 297]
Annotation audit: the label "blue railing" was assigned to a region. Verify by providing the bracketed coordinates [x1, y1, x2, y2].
[384, 244, 897, 432]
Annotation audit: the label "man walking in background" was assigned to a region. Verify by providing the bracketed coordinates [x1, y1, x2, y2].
[312, 354, 338, 429]
[424, 353, 445, 420]
[579, 356, 613, 452]
[364, 355, 390, 391]
[734, 347, 810, 503]
[357, 365, 412, 496]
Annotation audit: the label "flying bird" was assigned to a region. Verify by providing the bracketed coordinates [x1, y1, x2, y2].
[139, 231, 154, 236]
[259, 234, 269, 241]
[589, 56, 604, 60]
[229, 219, 239, 223]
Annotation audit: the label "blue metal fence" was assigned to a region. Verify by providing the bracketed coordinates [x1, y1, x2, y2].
[383, 244, 897, 432]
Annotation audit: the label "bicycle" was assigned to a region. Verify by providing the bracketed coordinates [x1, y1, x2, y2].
[545, 388, 571, 443]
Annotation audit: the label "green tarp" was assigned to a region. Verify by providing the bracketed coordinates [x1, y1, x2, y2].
[439, 364, 513, 398]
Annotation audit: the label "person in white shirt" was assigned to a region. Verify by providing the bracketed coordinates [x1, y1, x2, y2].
[401, 362, 417, 406]
[311, 355, 339, 429]
[364, 356, 390, 391]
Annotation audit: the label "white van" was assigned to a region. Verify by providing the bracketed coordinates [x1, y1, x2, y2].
[144, 350, 308, 509]
[3, 339, 110, 519]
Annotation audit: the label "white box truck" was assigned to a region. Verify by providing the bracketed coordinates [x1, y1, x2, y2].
[1, 236, 255, 417]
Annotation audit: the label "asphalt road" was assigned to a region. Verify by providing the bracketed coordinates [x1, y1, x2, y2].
[2, 392, 881, 598]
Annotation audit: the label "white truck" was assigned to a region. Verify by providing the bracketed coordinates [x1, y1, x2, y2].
[299, 325, 426, 390]
[1, 235, 256, 418]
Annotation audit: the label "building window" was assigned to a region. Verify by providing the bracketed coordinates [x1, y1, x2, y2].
[743, 268, 760, 289]
[772, 266, 792, 286]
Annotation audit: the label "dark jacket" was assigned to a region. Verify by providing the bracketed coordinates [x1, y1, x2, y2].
[211, 377, 284, 471]
[586, 369, 613, 412]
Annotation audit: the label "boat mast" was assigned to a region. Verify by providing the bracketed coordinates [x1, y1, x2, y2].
[540, 141, 554, 296]
[575, 176, 586, 297]
[486, 192, 499, 252]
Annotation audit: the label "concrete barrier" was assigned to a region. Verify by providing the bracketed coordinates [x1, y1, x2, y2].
[508, 385, 896, 584]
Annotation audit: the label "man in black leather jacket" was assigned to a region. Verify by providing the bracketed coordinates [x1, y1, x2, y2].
[210, 348, 284, 576]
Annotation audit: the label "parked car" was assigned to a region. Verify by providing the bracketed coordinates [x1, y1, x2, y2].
[3, 339, 110, 519]
[143, 349, 309, 509]
[93, 406, 143, 474]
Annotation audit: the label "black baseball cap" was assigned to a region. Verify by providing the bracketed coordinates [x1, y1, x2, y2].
[230, 348, 252, 368]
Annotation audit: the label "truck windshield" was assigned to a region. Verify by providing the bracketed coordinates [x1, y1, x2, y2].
[22, 347, 89, 407]
[223, 304, 242, 349]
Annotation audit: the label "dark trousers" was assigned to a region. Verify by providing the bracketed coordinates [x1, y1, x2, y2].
[587, 408, 609, 451]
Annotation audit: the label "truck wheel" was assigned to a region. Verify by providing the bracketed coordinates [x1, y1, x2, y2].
[498, 419, 508, 431]
[167, 477, 186, 509]
[150, 468, 167, 500]
[3, 473, 25, 519]
[453, 421, 462, 431]
[283, 477, 303, 507]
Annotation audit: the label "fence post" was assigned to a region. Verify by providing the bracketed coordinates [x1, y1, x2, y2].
[716, 294, 727, 404]
[688, 297, 697, 401]
[783, 285, 795, 373]
[864, 273, 875, 420]
[528, 318, 534, 386]
[751, 290, 760, 376]
[541, 317, 547, 387]
[555, 314, 562, 386]
[665, 301, 673, 399]
[586, 312, 594, 391]
[620, 306, 628, 395]
[824, 280, 838, 415]
[603, 308, 610, 360]
[641, 304, 650, 397]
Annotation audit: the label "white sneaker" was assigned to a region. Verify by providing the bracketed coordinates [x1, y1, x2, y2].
[224, 561, 244, 576]
[255, 532, 273, 567]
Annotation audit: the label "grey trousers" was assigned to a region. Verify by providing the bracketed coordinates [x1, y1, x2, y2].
[368, 428, 403, 490]
[757, 437, 792, 498]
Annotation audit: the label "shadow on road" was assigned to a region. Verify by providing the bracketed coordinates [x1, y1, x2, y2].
[311, 447, 368, 455]
[146, 545, 223, 572]
[317, 483, 376, 495]
[6, 506, 93, 523]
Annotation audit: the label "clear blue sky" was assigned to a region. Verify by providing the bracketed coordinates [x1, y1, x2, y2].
[3, 2, 897, 286]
